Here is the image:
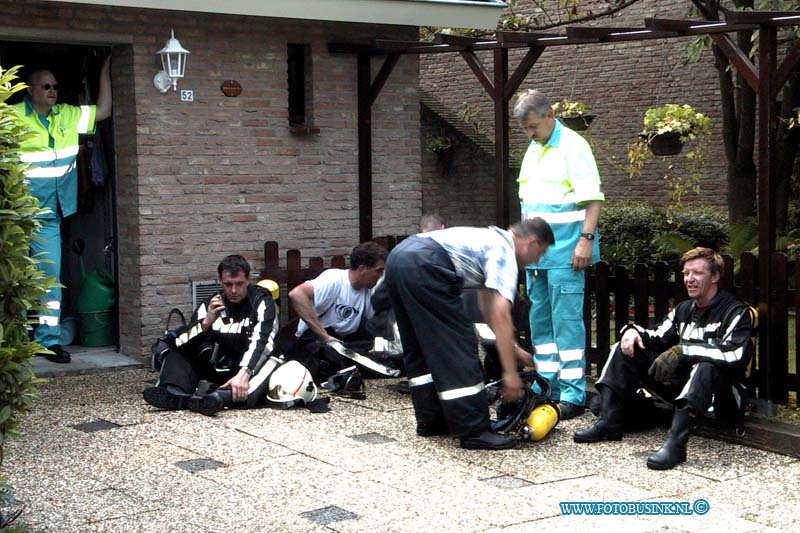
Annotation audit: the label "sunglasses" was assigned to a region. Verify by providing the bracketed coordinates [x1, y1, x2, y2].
[33, 83, 58, 90]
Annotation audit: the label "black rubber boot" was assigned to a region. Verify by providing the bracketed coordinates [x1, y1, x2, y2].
[646, 405, 695, 470]
[573, 386, 624, 443]
[188, 389, 232, 416]
[143, 386, 191, 410]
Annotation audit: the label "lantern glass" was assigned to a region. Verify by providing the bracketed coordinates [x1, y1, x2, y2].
[156, 29, 189, 85]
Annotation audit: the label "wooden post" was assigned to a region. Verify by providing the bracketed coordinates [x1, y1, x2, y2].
[757, 26, 779, 403]
[493, 47, 509, 227]
[357, 51, 373, 243]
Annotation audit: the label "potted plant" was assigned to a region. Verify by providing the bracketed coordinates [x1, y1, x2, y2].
[425, 134, 454, 156]
[627, 104, 711, 219]
[552, 99, 594, 131]
[425, 133, 456, 176]
[637, 103, 710, 156]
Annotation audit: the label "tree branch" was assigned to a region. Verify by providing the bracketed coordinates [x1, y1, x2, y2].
[534, 0, 646, 31]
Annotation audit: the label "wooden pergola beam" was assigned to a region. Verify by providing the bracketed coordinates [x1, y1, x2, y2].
[566, 26, 677, 42]
[495, 31, 560, 42]
[496, 30, 597, 46]
[645, 18, 755, 35]
[369, 53, 401, 107]
[505, 46, 544, 100]
[372, 40, 459, 54]
[709, 33, 759, 92]
[435, 33, 494, 47]
[459, 49, 495, 99]
[726, 10, 800, 26]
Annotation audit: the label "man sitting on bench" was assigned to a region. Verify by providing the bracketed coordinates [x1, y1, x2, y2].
[573, 247, 756, 470]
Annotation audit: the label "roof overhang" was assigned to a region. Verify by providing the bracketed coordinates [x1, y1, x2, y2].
[43, 0, 506, 29]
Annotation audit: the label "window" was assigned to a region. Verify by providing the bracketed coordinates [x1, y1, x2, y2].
[287, 43, 317, 135]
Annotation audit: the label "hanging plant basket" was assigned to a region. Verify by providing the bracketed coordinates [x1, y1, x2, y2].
[432, 145, 452, 161]
[642, 132, 684, 156]
[560, 114, 595, 131]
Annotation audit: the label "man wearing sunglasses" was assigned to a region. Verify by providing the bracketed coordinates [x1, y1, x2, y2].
[14, 56, 112, 364]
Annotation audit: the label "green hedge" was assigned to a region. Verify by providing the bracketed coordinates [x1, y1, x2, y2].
[1, 65, 52, 529]
[599, 203, 728, 267]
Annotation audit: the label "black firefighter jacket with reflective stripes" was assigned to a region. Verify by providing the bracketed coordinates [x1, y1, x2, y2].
[627, 290, 755, 377]
[175, 284, 278, 372]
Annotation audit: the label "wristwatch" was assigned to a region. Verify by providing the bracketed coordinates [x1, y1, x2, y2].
[580, 232, 595, 241]
[241, 367, 255, 377]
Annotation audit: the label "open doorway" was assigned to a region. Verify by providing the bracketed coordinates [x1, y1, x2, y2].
[1, 40, 118, 351]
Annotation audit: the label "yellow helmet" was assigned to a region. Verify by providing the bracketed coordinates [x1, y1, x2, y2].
[257, 278, 280, 301]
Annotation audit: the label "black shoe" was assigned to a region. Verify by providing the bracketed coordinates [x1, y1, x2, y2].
[394, 380, 411, 395]
[557, 402, 585, 420]
[416, 418, 449, 437]
[460, 430, 518, 450]
[143, 386, 189, 410]
[40, 344, 71, 364]
[573, 420, 623, 443]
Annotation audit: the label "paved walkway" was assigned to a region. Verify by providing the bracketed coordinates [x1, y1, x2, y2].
[2, 366, 798, 532]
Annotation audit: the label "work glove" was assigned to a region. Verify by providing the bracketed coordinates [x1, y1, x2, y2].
[648, 345, 683, 384]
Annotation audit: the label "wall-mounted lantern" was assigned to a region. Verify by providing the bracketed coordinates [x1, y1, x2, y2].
[153, 29, 190, 93]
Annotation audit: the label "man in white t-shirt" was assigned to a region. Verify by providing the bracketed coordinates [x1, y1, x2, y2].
[286, 241, 388, 381]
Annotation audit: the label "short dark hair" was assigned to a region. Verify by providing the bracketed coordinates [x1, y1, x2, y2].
[681, 247, 724, 276]
[350, 241, 388, 270]
[510, 217, 555, 246]
[419, 213, 446, 232]
[218, 254, 251, 278]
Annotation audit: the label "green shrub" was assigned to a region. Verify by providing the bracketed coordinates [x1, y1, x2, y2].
[0, 66, 51, 477]
[599, 203, 663, 266]
[668, 206, 728, 250]
[600, 203, 728, 267]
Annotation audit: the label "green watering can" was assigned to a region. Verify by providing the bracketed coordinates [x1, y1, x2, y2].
[73, 239, 115, 346]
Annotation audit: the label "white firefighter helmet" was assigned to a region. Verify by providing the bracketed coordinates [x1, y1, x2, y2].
[266, 360, 317, 408]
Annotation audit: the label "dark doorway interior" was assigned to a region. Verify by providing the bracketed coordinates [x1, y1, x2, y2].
[0, 40, 118, 349]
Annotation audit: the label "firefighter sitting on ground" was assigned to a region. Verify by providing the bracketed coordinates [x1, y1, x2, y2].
[284, 241, 399, 382]
[573, 247, 756, 470]
[143, 254, 279, 416]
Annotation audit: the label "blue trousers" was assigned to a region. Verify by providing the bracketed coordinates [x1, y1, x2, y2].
[31, 217, 62, 348]
[527, 267, 586, 406]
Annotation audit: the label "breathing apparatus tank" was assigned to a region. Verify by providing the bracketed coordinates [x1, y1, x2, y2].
[524, 402, 560, 441]
[489, 370, 560, 442]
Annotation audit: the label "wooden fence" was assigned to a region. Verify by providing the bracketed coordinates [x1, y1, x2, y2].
[260, 240, 798, 404]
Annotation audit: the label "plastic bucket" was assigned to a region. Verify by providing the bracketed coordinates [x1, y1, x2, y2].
[79, 310, 115, 347]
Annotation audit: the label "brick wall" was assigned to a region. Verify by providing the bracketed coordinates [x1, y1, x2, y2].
[5, 1, 421, 356]
[421, 106, 497, 227]
[420, 0, 728, 222]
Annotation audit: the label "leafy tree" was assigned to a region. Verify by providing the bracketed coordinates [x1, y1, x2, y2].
[687, 0, 800, 229]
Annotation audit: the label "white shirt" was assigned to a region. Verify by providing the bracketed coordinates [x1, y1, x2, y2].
[295, 268, 374, 337]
